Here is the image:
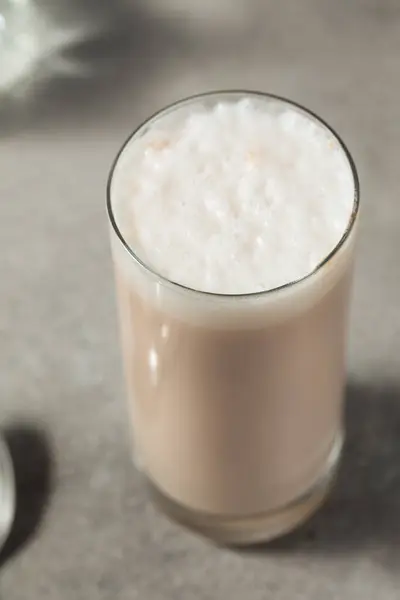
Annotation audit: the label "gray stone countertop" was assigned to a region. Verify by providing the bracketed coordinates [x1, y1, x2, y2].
[1, 0, 399, 598]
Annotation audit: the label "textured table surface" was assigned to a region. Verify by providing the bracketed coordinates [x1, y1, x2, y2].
[1, 0, 400, 598]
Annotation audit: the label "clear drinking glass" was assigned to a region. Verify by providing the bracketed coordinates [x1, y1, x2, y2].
[107, 92, 360, 545]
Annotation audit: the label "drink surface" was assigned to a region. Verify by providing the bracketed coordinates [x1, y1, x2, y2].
[111, 98, 354, 294]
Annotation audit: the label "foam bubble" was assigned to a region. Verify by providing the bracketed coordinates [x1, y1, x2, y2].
[112, 98, 354, 295]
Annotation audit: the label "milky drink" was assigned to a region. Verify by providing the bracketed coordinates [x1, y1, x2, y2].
[107, 93, 358, 542]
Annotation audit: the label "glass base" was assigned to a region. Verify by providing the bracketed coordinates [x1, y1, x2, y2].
[146, 433, 343, 546]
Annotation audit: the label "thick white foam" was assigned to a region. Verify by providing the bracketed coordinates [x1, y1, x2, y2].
[112, 98, 354, 295]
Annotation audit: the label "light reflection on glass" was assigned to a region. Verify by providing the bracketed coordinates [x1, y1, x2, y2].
[148, 346, 159, 385]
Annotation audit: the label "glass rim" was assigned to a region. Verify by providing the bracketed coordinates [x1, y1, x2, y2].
[107, 90, 360, 300]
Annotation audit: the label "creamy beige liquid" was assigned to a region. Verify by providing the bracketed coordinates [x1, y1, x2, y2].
[112, 236, 354, 516]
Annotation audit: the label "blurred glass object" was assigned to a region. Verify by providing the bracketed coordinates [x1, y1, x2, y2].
[0, 0, 44, 92]
[0, 0, 97, 96]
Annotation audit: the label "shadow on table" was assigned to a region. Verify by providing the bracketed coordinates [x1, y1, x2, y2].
[0, 424, 53, 568]
[243, 383, 400, 572]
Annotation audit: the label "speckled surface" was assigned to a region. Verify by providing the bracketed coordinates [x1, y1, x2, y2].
[1, 0, 400, 597]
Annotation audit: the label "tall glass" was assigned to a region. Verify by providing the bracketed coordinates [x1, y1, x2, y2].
[107, 92, 359, 545]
